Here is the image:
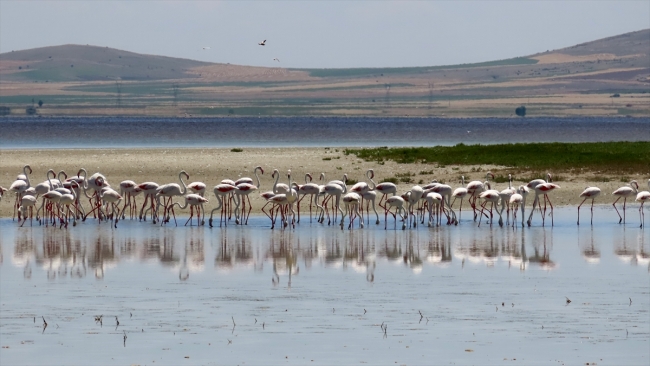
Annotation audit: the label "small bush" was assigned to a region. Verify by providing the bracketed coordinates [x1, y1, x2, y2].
[382, 177, 399, 184]
[336, 167, 342, 170]
[346, 179, 358, 186]
[419, 170, 434, 175]
[322, 157, 332, 161]
[230, 148, 243, 152]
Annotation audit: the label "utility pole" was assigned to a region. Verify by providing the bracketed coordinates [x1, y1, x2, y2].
[115, 81, 122, 108]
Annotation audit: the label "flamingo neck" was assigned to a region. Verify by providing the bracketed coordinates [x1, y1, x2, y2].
[23, 166, 31, 188]
[178, 172, 188, 195]
[272, 171, 280, 194]
[254, 167, 262, 189]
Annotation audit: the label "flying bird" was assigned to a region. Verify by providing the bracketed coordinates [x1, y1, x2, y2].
[273, 58, 280, 62]
[202, 46, 211, 50]
[258, 40, 266, 46]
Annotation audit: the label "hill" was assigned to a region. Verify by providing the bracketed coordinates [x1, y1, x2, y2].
[0, 29, 648, 117]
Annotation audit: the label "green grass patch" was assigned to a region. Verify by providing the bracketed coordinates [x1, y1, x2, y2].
[344, 142, 650, 175]
[230, 148, 243, 152]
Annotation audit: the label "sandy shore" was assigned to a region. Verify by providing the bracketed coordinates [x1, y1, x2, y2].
[0, 147, 646, 218]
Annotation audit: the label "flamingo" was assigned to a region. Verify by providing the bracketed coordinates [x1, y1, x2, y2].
[340, 192, 362, 230]
[508, 187, 524, 228]
[8, 165, 32, 220]
[612, 180, 639, 223]
[259, 190, 277, 222]
[406, 185, 424, 228]
[384, 194, 407, 230]
[156, 170, 189, 226]
[497, 174, 516, 226]
[577, 186, 601, 225]
[451, 176, 468, 222]
[423, 190, 443, 227]
[99, 187, 122, 228]
[18, 195, 37, 227]
[361, 190, 380, 225]
[170, 194, 209, 226]
[59, 181, 81, 228]
[322, 174, 347, 225]
[375, 180, 397, 209]
[466, 172, 494, 220]
[635, 179, 650, 228]
[77, 168, 108, 220]
[209, 183, 238, 227]
[527, 174, 560, 227]
[268, 171, 298, 229]
[478, 183, 501, 227]
[350, 169, 376, 222]
[429, 183, 457, 225]
[119, 180, 138, 220]
[0, 186, 7, 203]
[234, 166, 263, 225]
[295, 173, 321, 223]
[137, 182, 160, 222]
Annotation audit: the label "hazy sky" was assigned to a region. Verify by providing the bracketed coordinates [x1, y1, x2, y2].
[1, 1, 648, 68]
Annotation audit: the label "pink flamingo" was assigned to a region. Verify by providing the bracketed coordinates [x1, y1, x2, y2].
[171, 194, 209, 226]
[59, 181, 80, 228]
[466, 172, 494, 220]
[577, 186, 601, 226]
[527, 173, 560, 226]
[497, 174, 516, 226]
[636, 179, 650, 227]
[295, 173, 322, 223]
[99, 187, 122, 228]
[340, 192, 362, 230]
[375, 181, 397, 209]
[423, 190, 443, 227]
[259, 190, 277, 222]
[18, 195, 37, 227]
[137, 182, 160, 222]
[612, 180, 639, 223]
[119, 180, 138, 220]
[361, 190, 380, 225]
[268, 171, 298, 229]
[322, 174, 347, 225]
[234, 166, 263, 225]
[209, 183, 238, 227]
[508, 187, 524, 228]
[384, 194, 407, 230]
[451, 176, 468, 222]
[478, 184, 501, 227]
[77, 168, 108, 221]
[8, 165, 32, 220]
[156, 170, 189, 226]
[429, 183, 457, 225]
[350, 169, 376, 222]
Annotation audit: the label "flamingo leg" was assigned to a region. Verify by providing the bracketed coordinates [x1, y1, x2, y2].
[577, 197, 588, 225]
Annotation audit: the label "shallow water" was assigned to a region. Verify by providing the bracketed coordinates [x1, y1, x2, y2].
[1, 116, 649, 149]
[1, 206, 648, 365]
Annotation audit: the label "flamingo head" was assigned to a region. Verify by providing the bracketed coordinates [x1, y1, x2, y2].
[181, 170, 189, 180]
[487, 172, 495, 180]
[47, 169, 56, 178]
[630, 180, 639, 189]
[368, 169, 375, 179]
[287, 169, 292, 179]
[547, 173, 553, 182]
[60, 171, 68, 180]
[256, 166, 264, 175]
[343, 173, 348, 182]
[307, 173, 313, 182]
[25, 165, 32, 174]
[319, 172, 325, 181]
[96, 177, 105, 187]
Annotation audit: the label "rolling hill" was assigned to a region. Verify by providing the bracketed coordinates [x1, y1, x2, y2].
[0, 29, 648, 117]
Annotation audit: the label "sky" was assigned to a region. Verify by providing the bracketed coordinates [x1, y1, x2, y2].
[1, 0, 648, 69]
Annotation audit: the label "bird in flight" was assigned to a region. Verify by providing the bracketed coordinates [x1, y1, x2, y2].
[273, 58, 280, 62]
[202, 46, 211, 50]
[258, 40, 266, 46]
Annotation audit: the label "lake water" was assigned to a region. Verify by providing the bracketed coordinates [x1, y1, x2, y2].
[1, 206, 648, 365]
[1, 116, 649, 149]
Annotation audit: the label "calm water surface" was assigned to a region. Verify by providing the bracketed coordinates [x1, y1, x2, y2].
[1, 116, 648, 149]
[1, 206, 648, 365]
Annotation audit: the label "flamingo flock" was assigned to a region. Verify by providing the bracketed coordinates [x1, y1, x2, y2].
[3, 165, 650, 229]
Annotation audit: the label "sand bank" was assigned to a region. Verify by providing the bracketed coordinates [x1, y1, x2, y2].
[0, 147, 645, 218]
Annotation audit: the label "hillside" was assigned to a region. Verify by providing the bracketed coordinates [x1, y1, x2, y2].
[0, 44, 211, 81]
[0, 29, 648, 117]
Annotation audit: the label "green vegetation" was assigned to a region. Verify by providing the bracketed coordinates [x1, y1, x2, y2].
[230, 148, 243, 152]
[344, 142, 650, 174]
[299, 57, 538, 78]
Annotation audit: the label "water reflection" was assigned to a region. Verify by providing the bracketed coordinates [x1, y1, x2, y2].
[3, 212, 649, 280]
